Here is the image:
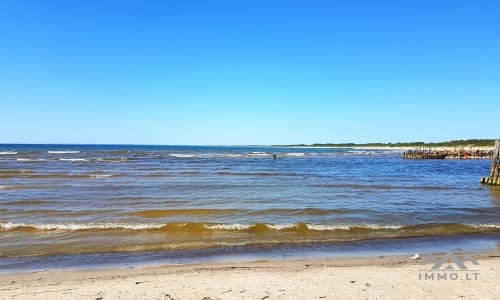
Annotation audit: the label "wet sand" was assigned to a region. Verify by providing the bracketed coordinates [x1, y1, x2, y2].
[1, 252, 498, 299]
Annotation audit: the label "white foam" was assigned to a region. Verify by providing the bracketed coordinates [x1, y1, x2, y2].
[89, 174, 113, 178]
[2, 222, 496, 232]
[346, 150, 372, 155]
[17, 158, 46, 162]
[207, 224, 252, 230]
[219, 154, 244, 158]
[267, 224, 297, 230]
[168, 154, 196, 158]
[247, 152, 270, 157]
[0, 222, 164, 231]
[0, 151, 17, 155]
[264, 224, 352, 230]
[207, 223, 404, 231]
[59, 158, 89, 162]
[470, 224, 500, 228]
[284, 152, 306, 157]
[308, 224, 403, 230]
[48, 151, 80, 154]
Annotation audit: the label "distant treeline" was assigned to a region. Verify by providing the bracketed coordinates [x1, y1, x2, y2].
[283, 139, 496, 148]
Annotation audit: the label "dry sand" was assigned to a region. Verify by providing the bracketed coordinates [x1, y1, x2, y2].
[1, 252, 499, 300]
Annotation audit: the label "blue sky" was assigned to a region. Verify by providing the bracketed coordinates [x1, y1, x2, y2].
[0, 0, 498, 145]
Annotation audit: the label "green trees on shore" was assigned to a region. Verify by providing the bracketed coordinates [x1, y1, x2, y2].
[284, 139, 496, 148]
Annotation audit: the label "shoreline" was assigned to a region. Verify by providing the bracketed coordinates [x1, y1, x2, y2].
[284, 145, 495, 151]
[2, 233, 499, 274]
[1, 251, 498, 299]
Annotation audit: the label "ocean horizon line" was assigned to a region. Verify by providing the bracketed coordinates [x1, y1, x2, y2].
[0, 138, 497, 148]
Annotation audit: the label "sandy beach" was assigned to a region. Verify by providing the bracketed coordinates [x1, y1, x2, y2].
[1, 252, 498, 300]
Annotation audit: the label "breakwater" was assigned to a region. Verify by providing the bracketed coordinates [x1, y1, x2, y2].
[403, 148, 493, 160]
[481, 140, 500, 186]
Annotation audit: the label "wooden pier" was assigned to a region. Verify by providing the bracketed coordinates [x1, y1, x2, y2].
[481, 139, 500, 186]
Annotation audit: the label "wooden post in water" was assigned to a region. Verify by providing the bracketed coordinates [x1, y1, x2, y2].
[481, 139, 500, 186]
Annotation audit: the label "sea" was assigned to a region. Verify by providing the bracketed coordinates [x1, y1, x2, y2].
[0, 144, 499, 272]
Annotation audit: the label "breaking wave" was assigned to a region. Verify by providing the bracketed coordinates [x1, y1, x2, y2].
[59, 158, 89, 162]
[0, 151, 17, 155]
[48, 151, 81, 154]
[2, 221, 498, 235]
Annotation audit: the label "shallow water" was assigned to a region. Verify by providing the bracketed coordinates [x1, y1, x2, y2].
[0, 144, 499, 263]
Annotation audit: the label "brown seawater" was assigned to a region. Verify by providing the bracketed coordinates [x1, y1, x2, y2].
[0, 145, 499, 264]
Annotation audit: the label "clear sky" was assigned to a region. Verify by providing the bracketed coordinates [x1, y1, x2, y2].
[0, 0, 498, 145]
